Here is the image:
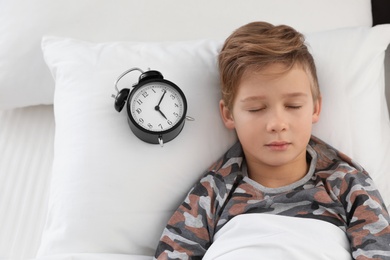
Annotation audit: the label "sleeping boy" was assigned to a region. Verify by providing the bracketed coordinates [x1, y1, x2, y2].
[154, 21, 390, 259]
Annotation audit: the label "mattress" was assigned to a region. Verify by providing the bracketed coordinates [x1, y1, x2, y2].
[0, 105, 55, 259]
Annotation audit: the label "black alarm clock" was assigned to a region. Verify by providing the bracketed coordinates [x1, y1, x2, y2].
[113, 68, 190, 146]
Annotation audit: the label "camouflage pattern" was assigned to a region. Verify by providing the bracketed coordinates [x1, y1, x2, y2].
[155, 136, 390, 259]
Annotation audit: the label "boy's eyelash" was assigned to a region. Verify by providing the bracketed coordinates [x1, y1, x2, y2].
[286, 105, 302, 109]
[248, 108, 265, 112]
[247, 105, 302, 112]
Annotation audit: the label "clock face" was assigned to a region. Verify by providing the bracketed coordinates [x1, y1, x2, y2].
[129, 82, 186, 133]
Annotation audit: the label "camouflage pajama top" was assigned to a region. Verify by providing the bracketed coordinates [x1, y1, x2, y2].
[155, 136, 390, 260]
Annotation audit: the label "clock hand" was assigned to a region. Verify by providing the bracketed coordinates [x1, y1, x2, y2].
[157, 89, 167, 106]
[155, 90, 168, 119]
[157, 107, 167, 119]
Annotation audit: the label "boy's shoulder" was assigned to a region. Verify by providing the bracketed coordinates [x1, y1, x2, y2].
[205, 141, 244, 181]
[310, 135, 366, 176]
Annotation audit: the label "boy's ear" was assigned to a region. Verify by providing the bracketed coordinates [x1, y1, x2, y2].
[219, 100, 235, 129]
[312, 96, 322, 124]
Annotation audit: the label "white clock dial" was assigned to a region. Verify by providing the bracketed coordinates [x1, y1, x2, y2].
[130, 82, 185, 132]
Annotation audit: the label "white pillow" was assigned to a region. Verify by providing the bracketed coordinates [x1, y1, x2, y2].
[308, 26, 390, 201]
[38, 25, 390, 257]
[0, 0, 372, 110]
[39, 38, 237, 256]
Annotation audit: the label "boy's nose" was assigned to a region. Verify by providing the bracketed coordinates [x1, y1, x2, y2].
[266, 111, 288, 132]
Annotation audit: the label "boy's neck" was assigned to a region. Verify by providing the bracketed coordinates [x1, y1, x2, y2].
[246, 151, 309, 188]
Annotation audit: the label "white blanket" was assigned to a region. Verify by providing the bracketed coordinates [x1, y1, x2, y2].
[203, 214, 352, 260]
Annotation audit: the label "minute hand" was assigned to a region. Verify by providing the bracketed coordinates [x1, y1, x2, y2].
[155, 89, 168, 119]
[157, 89, 167, 106]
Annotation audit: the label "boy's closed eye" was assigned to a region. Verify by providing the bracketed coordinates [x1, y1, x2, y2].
[248, 106, 266, 113]
[285, 104, 303, 110]
[246, 104, 303, 112]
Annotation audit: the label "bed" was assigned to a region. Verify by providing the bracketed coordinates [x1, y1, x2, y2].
[0, 1, 389, 259]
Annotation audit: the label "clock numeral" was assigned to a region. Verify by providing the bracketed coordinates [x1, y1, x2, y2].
[152, 88, 156, 93]
[167, 120, 173, 126]
[174, 103, 179, 108]
[136, 108, 142, 114]
[142, 92, 149, 98]
[137, 99, 143, 105]
[170, 94, 176, 100]
[173, 112, 179, 117]
[147, 123, 153, 129]
[158, 124, 163, 130]
[139, 118, 144, 124]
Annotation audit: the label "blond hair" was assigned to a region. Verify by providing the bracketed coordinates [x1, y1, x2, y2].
[218, 21, 320, 109]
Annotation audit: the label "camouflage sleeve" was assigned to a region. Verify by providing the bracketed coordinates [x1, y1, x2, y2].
[336, 169, 390, 259]
[154, 171, 231, 260]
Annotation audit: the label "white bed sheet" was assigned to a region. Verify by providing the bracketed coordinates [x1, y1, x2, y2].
[0, 105, 55, 259]
[203, 214, 352, 260]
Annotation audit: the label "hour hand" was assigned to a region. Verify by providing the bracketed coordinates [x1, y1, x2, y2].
[155, 105, 167, 119]
[157, 108, 167, 119]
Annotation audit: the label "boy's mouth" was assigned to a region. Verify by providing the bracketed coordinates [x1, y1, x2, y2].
[265, 141, 291, 151]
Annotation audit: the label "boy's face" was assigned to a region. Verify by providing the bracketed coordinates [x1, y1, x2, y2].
[220, 63, 321, 174]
